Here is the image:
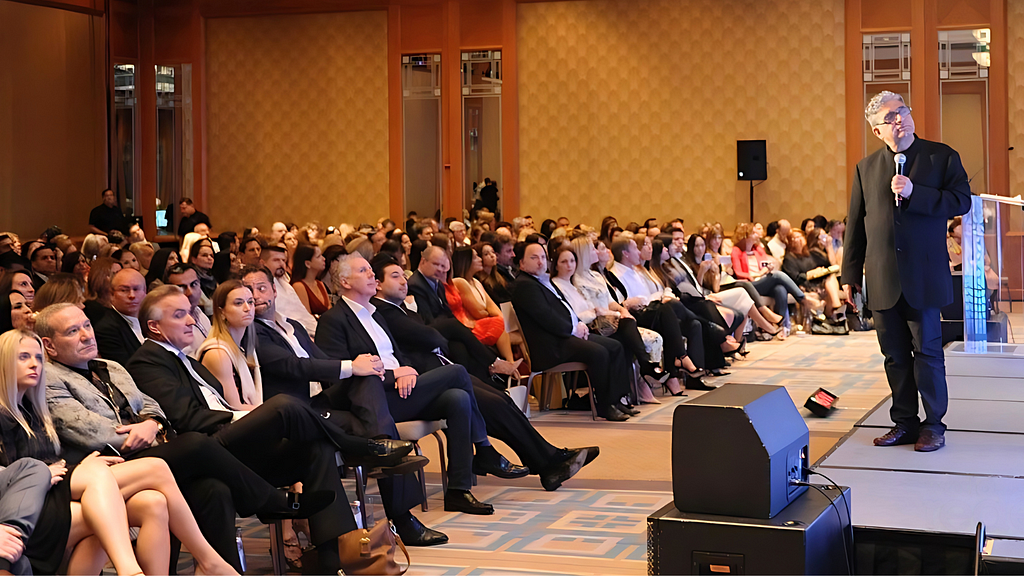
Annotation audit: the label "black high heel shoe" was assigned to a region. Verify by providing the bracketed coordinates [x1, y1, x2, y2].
[683, 370, 716, 391]
[640, 361, 671, 383]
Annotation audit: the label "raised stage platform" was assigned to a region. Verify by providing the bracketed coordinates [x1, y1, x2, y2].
[813, 370, 1024, 573]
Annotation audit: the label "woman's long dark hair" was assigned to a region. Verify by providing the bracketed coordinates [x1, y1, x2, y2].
[211, 251, 234, 284]
[292, 244, 318, 282]
[145, 248, 176, 288]
[451, 246, 475, 280]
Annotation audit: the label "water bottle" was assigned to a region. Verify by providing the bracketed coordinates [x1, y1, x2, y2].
[235, 527, 246, 573]
[351, 500, 363, 530]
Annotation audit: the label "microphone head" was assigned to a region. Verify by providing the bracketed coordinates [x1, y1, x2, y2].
[894, 153, 907, 166]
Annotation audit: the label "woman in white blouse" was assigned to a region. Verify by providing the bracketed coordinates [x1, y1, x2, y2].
[198, 280, 264, 411]
[565, 238, 706, 396]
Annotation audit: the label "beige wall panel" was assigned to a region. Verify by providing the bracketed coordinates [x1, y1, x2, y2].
[0, 2, 106, 239]
[1009, 1, 1024, 199]
[517, 0, 847, 231]
[206, 10, 389, 234]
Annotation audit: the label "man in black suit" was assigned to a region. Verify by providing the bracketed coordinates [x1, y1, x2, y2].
[92, 268, 146, 365]
[125, 285, 413, 573]
[315, 254, 519, 516]
[406, 245, 518, 380]
[370, 254, 599, 490]
[512, 242, 635, 421]
[843, 91, 972, 452]
[241, 266, 448, 547]
[24, 242, 56, 292]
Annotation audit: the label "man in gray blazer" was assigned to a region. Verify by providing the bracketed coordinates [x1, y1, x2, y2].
[0, 459, 51, 575]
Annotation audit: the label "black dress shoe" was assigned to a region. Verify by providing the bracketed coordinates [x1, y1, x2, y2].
[366, 455, 430, 479]
[256, 490, 336, 522]
[685, 374, 716, 391]
[473, 454, 530, 479]
[617, 403, 640, 416]
[705, 368, 730, 377]
[873, 425, 918, 447]
[345, 439, 414, 469]
[444, 490, 494, 515]
[392, 514, 449, 546]
[540, 448, 587, 491]
[915, 429, 945, 452]
[600, 405, 630, 422]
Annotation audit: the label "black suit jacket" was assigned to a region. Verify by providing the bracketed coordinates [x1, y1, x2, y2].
[406, 271, 452, 325]
[371, 298, 448, 374]
[511, 273, 576, 371]
[92, 306, 143, 367]
[252, 317, 342, 400]
[125, 340, 233, 435]
[315, 299, 413, 367]
[843, 137, 972, 311]
[29, 272, 47, 292]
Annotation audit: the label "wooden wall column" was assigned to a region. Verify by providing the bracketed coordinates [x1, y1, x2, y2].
[137, 0, 157, 240]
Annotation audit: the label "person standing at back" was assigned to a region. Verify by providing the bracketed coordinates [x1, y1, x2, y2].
[843, 91, 972, 453]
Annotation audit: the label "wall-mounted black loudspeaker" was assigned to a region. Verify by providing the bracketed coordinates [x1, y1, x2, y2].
[737, 140, 767, 181]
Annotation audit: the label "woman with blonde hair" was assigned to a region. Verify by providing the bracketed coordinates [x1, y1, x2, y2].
[198, 280, 263, 410]
[0, 329, 237, 575]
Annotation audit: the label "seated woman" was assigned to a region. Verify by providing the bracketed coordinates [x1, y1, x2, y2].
[550, 244, 671, 401]
[292, 244, 331, 316]
[1, 289, 34, 332]
[144, 248, 179, 290]
[114, 249, 141, 272]
[652, 237, 779, 345]
[186, 239, 217, 298]
[1, 330, 236, 576]
[477, 240, 513, 305]
[782, 230, 843, 320]
[730, 223, 814, 328]
[61, 251, 91, 285]
[83, 257, 122, 323]
[449, 246, 522, 375]
[684, 234, 784, 337]
[584, 236, 708, 391]
[199, 280, 264, 411]
[0, 270, 35, 311]
[34, 273, 87, 311]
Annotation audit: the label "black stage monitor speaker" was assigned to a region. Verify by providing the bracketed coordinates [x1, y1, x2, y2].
[673, 384, 808, 518]
[737, 140, 767, 181]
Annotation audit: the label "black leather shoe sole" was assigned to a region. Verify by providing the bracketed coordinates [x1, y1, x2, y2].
[366, 455, 430, 479]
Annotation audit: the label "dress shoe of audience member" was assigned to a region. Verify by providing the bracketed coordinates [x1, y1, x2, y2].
[914, 429, 945, 452]
[256, 490, 337, 522]
[600, 405, 630, 422]
[873, 425, 918, 447]
[345, 439, 414, 469]
[685, 374, 716, 391]
[365, 454, 430, 479]
[392, 513, 449, 547]
[617, 403, 641, 416]
[472, 446, 530, 479]
[540, 447, 597, 491]
[444, 489, 494, 515]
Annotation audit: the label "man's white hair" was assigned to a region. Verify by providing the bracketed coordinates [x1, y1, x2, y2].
[864, 91, 906, 124]
[335, 253, 364, 282]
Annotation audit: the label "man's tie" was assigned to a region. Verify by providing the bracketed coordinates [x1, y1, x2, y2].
[177, 351, 233, 410]
[434, 280, 451, 311]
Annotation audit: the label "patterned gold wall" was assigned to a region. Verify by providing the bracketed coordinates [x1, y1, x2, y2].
[517, 0, 847, 230]
[206, 11, 389, 233]
[1009, 1, 1024, 199]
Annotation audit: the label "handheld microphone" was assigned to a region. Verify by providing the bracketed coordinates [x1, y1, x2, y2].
[894, 153, 907, 205]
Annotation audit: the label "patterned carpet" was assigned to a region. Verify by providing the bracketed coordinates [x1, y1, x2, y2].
[171, 332, 889, 575]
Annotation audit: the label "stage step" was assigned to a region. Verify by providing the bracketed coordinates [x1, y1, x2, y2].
[859, 397, 1024, 434]
[945, 341, 1024, 378]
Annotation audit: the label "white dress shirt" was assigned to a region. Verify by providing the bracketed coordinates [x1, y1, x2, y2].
[273, 276, 318, 338]
[182, 306, 212, 358]
[534, 272, 580, 328]
[341, 296, 401, 370]
[608, 262, 663, 304]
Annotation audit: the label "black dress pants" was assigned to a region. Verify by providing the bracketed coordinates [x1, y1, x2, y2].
[663, 300, 727, 369]
[468, 375, 559, 472]
[381, 364, 485, 491]
[432, 317, 498, 382]
[607, 317, 653, 365]
[212, 395, 367, 546]
[873, 295, 947, 434]
[547, 334, 631, 411]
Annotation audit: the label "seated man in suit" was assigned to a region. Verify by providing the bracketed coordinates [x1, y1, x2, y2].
[124, 285, 412, 573]
[240, 266, 447, 547]
[0, 458, 50, 576]
[406, 245, 518, 381]
[92, 268, 147, 365]
[37, 303, 332, 572]
[315, 254, 513, 516]
[164, 263, 212, 357]
[512, 242, 635, 422]
[370, 254, 599, 490]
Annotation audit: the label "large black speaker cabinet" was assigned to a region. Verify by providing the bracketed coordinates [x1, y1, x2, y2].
[649, 485, 852, 575]
[673, 384, 808, 518]
[737, 140, 767, 181]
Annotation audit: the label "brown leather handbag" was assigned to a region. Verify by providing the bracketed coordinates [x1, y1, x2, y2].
[337, 520, 410, 575]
